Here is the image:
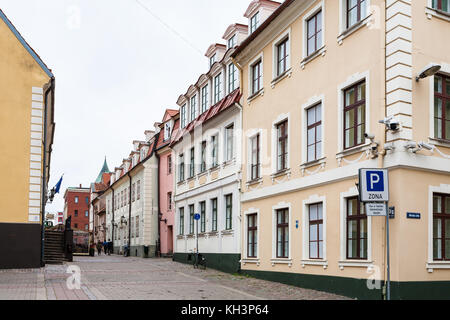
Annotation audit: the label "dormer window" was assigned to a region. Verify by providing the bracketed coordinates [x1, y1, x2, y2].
[210, 54, 216, 67]
[250, 12, 260, 34]
[214, 73, 222, 104]
[190, 96, 197, 121]
[164, 122, 172, 141]
[228, 35, 236, 49]
[181, 104, 187, 128]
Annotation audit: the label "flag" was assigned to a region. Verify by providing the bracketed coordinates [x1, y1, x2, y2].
[54, 175, 63, 194]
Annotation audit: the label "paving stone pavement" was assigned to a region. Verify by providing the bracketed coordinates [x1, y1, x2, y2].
[0, 255, 350, 300]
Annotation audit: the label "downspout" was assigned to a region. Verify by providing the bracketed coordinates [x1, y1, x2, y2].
[111, 187, 115, 252]
[40, 77, 55, 267]
[127, 172, 132, 256]
[156, 151, 161, 257]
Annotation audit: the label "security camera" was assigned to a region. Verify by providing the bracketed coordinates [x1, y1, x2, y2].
[365, 133, 375, 140]
[404, 141, 417, 150]
[379, 116, 400, 131]
[418, 142, 434, 151]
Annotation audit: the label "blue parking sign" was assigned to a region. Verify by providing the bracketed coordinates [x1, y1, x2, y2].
[359, 168, 389, 202]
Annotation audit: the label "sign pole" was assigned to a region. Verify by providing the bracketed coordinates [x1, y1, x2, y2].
[386, 201, 391, 300]
[196, 218, 199, 268]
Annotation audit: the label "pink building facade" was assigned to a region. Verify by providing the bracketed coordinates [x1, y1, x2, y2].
[156, 109, 179, 256]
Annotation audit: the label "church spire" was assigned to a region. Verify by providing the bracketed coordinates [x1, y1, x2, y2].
[95, 156, 110, 183]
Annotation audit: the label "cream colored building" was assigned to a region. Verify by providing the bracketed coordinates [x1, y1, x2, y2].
[232, 0, 450, 299]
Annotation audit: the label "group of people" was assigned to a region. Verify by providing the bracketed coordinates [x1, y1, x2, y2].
[96, 240, 113, 255]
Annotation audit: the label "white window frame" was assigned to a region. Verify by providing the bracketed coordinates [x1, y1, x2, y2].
[201, 84, 209, 113]
[243, 208, 260, 264]
[228, 34, 236, 49]
[211, 134, 219, 168]
[181, 104, 187, 128]
[250, 11, 260, 34]
[426, 0, 450, 20]
[339, 186, 373, 269]
[164, 122, 171, 141]
[190, 95, 197, 122]
[272, 28, 291, 80]
[339, 0, 371, 34]
[248, 52, 264, 99]
[428, 62, 450, 144]
[246, 129, 263, 182]
[427, 184, 450, 272]
[271, 113, 290, 175]
[214, 73, 223, 104]
[271, 202, 292, 266]
[224, 121, 235, 163]
[227, 63, 238, 94]
[302, 1, 325, 60]
[302, 194, 327, 268]
[337, 71, 371, 153]
[301, 94, 325, 164]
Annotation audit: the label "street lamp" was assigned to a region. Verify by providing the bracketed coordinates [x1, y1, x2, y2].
[416, 64, 441, 82]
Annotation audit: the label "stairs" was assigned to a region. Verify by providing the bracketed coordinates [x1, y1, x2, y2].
[44, 230, 65, 265]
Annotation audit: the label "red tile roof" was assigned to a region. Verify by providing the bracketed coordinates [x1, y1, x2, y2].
[171, 89, 241, 147]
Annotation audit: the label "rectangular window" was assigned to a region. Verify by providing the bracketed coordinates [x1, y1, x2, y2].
[132, 183, 135, 202]
[344, 81, 366, 149]
[211, 135, 218, 167]
[168, 155, 172, 174]
[189, 147, 195, 178]
[85, 210, 89, 217]
[276, 38, 289, 77]
[225, 194, 232, 230]
[432, 0, 450, 12]
[307, 10, 322, 56]
[251, 134, 260, 180]
[136, 216, 139, 238]
[434, 74, 450, 141]
[433, 194, 450, 261]
[201, 141, 207, 173]
[226, 124, 234, 162]
[211, 198, 218, 232]
[210, 54, 216, 67]
[200, 201, 206, 233]
[251, 60, 262, 95]
[347, 0, 367, 29]
[74, 223, 78, 229]
[307, 103, 323, 162]
[179, 154, 185, 182]
[74, 210, 78, 217]
[277, 120, 288, 172]
[228, 34, 236, 49]
[250, 12, 260, 33]
[164, 122, 171, 141]
[167, 192, 172, 210]
[228, 64, 238, 93]
[189, 205, 195, 234]
[85, 197, 89, 204]
[309, 203, 323, 259]
[276, 209, 289, 258]
[247, 214, 258, 258]
[190, 95, 197, 121]
[179, 208, 184, 235]
[181, 104, 187, 128]
[136, 181, 141, 200]
[75, 196, 79, 204]
[201, 85, 209, 113]
[131, 217, 135, 238]
[214, 74, 222, 104]
[346, 197, 368, 260]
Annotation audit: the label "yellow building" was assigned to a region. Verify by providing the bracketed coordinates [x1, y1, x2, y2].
[0, 9, 55, 269]
[232, 0, 450, 299]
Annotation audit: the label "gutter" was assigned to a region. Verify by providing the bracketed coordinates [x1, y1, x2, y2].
[126, 172, 132, 256]
[156, 151, 162, 257]
[40, 77, 55, 267]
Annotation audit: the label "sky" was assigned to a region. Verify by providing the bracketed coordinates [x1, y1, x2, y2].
[1, 0, 251, 213]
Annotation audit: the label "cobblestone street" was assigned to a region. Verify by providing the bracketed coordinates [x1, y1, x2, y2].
[0, 255, 349, 300]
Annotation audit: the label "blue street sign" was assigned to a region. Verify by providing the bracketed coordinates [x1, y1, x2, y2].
[407, 212, 421, 219]
[194, 213, 201, 221]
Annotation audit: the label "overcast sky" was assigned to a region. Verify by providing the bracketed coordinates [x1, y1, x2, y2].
[1, 0, 250, 213]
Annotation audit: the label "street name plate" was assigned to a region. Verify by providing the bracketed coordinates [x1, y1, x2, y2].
[365, 203, 387, 217]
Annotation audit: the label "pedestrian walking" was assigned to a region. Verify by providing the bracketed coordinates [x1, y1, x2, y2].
[103, 240, 108, 255]
[96, 241, 102, 256]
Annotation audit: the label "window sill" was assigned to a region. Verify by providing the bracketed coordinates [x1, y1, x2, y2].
[198, 171, 208, 178]
[198, 233, 207, 238]
[336, 143, 371, 159]
[209, 165, 220, 173]
[207, 231, 219, 237]
[426, 7, 450, 22]
[186, 234, 195, 239]
[271, 258, 293, 267]
[247, 88, 265, 104]
[222, 158, 236, 168]
[301, 259, 328, 269]
[177, 180, 186, 186]
[242, 258, 260, 266]
[221, 229, 234, 236]
[271, 68, 292, 88]
[186, 176, 195, 182]
[337, 14, 372, 45]
[176, 235, 184, 240]
[270, 169, 291, 182]
[428, 137, 450, 149]
[300, 157, 327, 170]
[338, 260, 373, 270]
[426, 261, 450, 273]
[300, 46, 326, 69]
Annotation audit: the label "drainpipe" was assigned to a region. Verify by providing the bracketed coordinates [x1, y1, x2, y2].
[111, 187, 115, 252]
[40, 77, 55, 267]
[126, 172, 132, 256]
[156, 151, 161, 258]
